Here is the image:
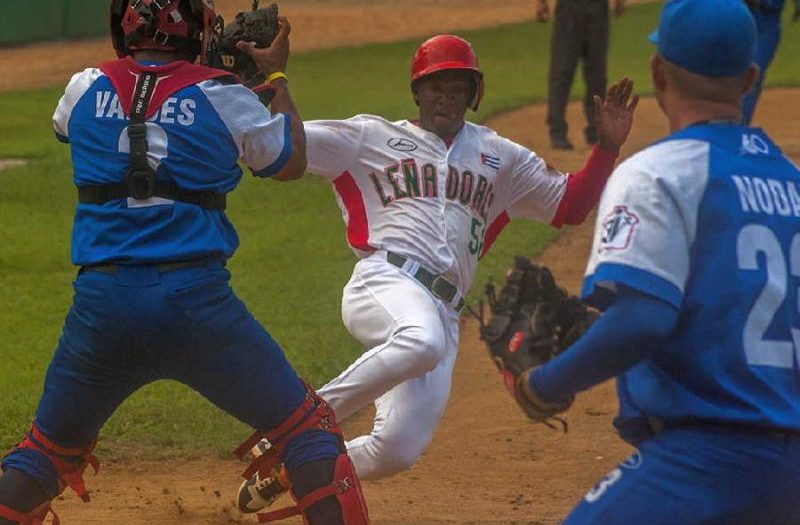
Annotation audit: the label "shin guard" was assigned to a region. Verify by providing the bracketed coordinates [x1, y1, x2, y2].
[234, 384, 340, 484]
[8, 424, 99, 503]
[0, 503, 58, 525]
[233, 383, 370, 524]
[257, 454, 369, 525]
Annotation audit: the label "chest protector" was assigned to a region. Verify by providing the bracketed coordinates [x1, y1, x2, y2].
[79, 57, 239, 210]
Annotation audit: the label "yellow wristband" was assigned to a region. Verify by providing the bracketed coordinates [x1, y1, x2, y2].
[265, 71, 287, 84]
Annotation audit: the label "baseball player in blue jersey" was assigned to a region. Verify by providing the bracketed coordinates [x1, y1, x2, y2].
[742, 0, 800, 124]
[510, 0, 800, 523]
[0, 2, 370, 524]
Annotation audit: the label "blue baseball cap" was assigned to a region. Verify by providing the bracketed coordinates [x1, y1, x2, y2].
[648, 0, 756, 77]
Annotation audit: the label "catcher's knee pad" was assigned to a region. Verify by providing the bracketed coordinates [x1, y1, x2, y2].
[233, 383, 370, 524]
[4, 423, 99, 504]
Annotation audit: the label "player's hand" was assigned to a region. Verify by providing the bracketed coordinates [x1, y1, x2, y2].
[236, 15, 291, 76]
[613, 0, 625, 17]
[534, 1, 550, 22]
[594, 77, 639, 154]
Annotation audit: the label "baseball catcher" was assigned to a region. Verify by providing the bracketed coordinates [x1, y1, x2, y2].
[475, 257, 598, 426]
[0, 1, 371, 524]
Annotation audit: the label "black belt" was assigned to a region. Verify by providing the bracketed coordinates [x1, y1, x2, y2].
[386, 252, 465, 311]
[652, 418, 800, 442]
[77, 180, 227, 211]
[80, 258, 214, 275]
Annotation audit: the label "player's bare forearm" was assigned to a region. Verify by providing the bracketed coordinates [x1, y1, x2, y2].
[270, 80, 306, 181]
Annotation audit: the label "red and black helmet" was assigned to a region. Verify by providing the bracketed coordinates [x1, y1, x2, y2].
[110, 0, 219, 63]
[410, 34, 485, 111]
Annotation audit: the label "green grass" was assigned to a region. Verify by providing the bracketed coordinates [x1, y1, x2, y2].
[1, 3, 799, 457]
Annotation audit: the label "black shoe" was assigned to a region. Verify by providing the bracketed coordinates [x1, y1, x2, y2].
[584, 126, 598, 146]
[551, 137, 574, 150]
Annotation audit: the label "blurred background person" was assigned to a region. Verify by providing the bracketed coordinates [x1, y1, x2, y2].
[742, 0, 799, 124]
[536, 0, 625, 150]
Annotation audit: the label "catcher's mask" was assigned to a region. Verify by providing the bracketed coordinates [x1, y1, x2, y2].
[110, 0, 219, 63]
[410, 34, 485, 111]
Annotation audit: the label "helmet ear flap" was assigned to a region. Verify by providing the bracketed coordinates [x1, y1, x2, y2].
[471, 73, 485, 112]
[410, 80, 421, 107]
[110, 0, 131, 57]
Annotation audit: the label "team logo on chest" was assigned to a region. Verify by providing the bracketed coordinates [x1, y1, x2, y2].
[367, 158, 495, 221]
[599, 205, 639, 252]
[387, 138, 418, 152]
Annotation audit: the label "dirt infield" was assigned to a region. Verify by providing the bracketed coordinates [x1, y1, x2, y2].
[4, 2, 800, 524]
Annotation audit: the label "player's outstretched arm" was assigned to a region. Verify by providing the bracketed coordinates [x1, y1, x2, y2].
[534, 0, 550, 22]
[548, 79, 638, 227]
[238, 17, 306, 181]
[593, 77, 639, 153]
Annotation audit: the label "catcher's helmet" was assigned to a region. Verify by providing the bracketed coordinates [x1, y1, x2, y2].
[411, 34, 485, 111]
[110, 0, 219, 63]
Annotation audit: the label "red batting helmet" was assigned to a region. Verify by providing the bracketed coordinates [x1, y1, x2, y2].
[410, 34, 485, 111]
[110, 0, 219, 63]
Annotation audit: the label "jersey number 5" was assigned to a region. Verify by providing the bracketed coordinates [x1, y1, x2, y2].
[736, 224, 800, 369]
[469, 218, 486, 257]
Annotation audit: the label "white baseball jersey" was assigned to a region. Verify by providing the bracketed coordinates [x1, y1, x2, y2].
[305, 114, 568, 294]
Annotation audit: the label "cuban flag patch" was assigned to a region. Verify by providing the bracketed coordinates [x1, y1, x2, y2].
[480, 153, 501, 170]
[599, 205, 639, 252]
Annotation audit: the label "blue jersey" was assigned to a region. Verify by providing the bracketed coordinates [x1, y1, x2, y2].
[53, 60, 292, 266]
[582, 124, 800, 431]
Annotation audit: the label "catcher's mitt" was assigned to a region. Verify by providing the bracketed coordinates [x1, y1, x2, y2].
[473, 257, 598, 427]
[209, 1, 280, 88]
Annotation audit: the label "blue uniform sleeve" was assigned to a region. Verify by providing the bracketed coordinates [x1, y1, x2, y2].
[198, 80, 291, 178]
[529, 287, 679, 403]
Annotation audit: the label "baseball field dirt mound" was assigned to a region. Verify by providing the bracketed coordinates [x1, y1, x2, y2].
[47, 89, 800, 524]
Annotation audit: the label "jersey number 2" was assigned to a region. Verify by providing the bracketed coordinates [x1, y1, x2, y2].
[736, 224, 800, 369]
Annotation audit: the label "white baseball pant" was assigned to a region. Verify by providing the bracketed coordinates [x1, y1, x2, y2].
[317, 251, 460, 480]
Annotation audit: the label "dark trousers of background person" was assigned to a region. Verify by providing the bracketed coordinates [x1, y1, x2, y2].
[742, 6, 782, 124]
[547, 0, 609, 146]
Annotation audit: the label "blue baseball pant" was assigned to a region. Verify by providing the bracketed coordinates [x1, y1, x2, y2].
[2, 262, 338, 497]
[562, 425, 800, 525]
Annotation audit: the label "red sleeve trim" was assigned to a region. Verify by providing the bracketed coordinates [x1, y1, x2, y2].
[480, 211, 511, 258]
[550, 146, 618, 228]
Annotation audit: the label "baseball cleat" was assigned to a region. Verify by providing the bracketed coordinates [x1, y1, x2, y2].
[550, 136, 575, 150]
[236, 465, 291, 513]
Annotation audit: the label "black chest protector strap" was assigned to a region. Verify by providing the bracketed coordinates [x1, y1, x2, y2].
[126, 71, 158, 199]
[77, 71, 227, 211]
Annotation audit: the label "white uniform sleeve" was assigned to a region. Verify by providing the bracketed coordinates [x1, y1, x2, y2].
[582, 139, 711, 309]
[505, 143, 567, 222]
[305, 118, 364, 179]
[198, 80, 291, 177]
[53, 68, 103, 143]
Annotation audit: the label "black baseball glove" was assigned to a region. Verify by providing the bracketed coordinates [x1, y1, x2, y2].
[473, 257, 598, 427]
[209, 1, 280, 88]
